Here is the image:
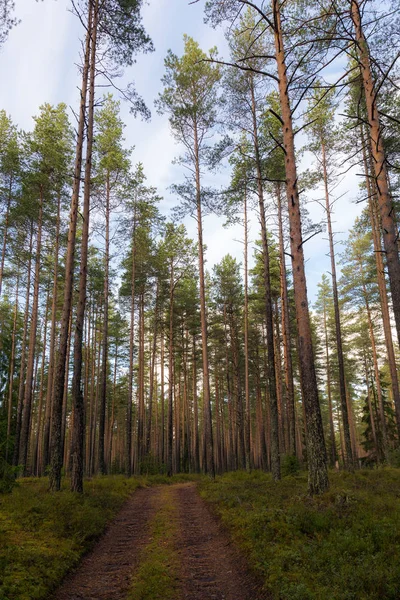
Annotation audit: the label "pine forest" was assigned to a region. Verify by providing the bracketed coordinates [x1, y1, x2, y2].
[1, 1, 400, 599]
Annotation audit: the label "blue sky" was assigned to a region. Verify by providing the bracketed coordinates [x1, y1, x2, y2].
[0, 0, 363, 302]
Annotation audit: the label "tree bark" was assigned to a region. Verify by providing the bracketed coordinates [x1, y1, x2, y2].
[70, 0, 98, 492]
[272, 0, 328, 493]
[99, 170, 110, 476]
[276, 184, 296, 456]
[351, 0, 400, 349]
[250, 77, 280, 480]
[13, 222, 33, 467]
[321, 142, 353, 468]
[194, 120, 215, 477]
[49, 0, 93, 491]
[19, 190, 43, 474]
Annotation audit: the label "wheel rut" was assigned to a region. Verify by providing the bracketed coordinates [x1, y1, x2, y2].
[53, 485, 162, 600]
[53, 482, 269, 600]
[173, 483, 268, 600]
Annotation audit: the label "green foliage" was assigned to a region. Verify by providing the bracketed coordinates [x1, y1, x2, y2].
[0, 476, 144, 599]
[200, 470, 400, 600]
[281, 454, 301, 477]
[0, 458, 19, 494]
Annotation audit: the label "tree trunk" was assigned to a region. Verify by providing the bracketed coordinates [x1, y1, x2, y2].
[321, 142, 353, 468]
[360, 127, 400, 438]
[13, 222, 33, 467]
[323, 298, 337, 467]
[351, 0, 400, 349]
[146, 283, 159, 455]
[194, 121, 214, 477]
[42, 193, 61, 471]
[70, 0, 98, 493]
[272, 0, 328, 494]
[243, 187, 251, 471]
[99, 170, 110, 476]
[167, 263, 174, 477]
[250, 77, 280, 480]
[19, 190, 43, 474]
[6, 262, 19, 462]
[276, 184, 296, 456]
[0, 180, 12, 296]
[50, 0, 93, 491]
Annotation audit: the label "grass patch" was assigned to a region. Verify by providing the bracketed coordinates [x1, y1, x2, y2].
[0, 474, 198, 600]
[199, 468, 400, 600]
[128, 486, 180, 600]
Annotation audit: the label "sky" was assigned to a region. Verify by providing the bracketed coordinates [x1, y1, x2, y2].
[0, 0, 364, 303]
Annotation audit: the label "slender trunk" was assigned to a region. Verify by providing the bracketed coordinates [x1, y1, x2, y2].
[361, 128, 400, 438]
[243, 188, 251, 471]
[351, 0, 400, 348]
[272, 0, 328, 493]
[321, 142, 353, 468]
[99, 170, 110, 476]
[160, 332, 165, 465]
[42, 193, 61, 471]
[6, 263, 19, 462]
[126, 212, 136, 476]
[34, 289, 50, 476]
[146, 283, 159, 454]
[360, 272, 388, 461]
[250, 77, 280, 480]
[192, 335, 200, 472]
[0, 181, 12, 295]
[107, 341, 118, 470]
[276, 184, 296, 455]
[13, 223, 33, 467]
[194, 121, 214, 477]
[19, 191, 43, 474]
[50, 0, 93, 491]
[323, 300, 337, 467]
[364, 352, 378, 456]
[167, 264, 174, 476]
[70, 0, 98, 492]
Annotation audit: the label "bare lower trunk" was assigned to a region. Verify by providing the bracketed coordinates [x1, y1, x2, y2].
[250, 77, 280, 480]
[70, 0, 98, 493]
[99, 170, 110, 476]
[276, 185, 296, 455]
[322, 143, 353, 468]
[194, 122, 214, 477]
[50, 0, 93, 491]
[42, 193, 61, 471]
[272, 0, 328, 493]
[351, 0, 400, 349]
[243, 189, 251, 471]
[13, 223, 33, 467]
[6, 264, 19, 462]
[19, 192, 43, 474]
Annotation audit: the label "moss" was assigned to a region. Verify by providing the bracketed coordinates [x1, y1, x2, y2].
[0, 476, 140, 599]
[0, 474, 201, 600]
[199, 468, 400, 600]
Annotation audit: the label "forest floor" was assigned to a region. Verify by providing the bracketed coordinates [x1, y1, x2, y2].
[53, 482, 267, 600]
[2, 469, 400, 600]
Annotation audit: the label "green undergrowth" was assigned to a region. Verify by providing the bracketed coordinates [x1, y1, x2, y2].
[128, 486, 180, 600]
[199, 468, 400, 600]
[0, 474, 198, 600]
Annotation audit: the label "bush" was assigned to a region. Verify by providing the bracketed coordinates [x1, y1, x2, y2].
[0, 458, 19, 494]
[281, 454, 301, 477]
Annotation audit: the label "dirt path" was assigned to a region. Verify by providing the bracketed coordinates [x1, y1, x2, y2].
[53, 482, 268, 600]
[173, 483, 268, 600]
[53, 486, 162, 600]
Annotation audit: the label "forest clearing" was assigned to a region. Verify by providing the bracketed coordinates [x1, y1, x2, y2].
[1, 0, 400, 598]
